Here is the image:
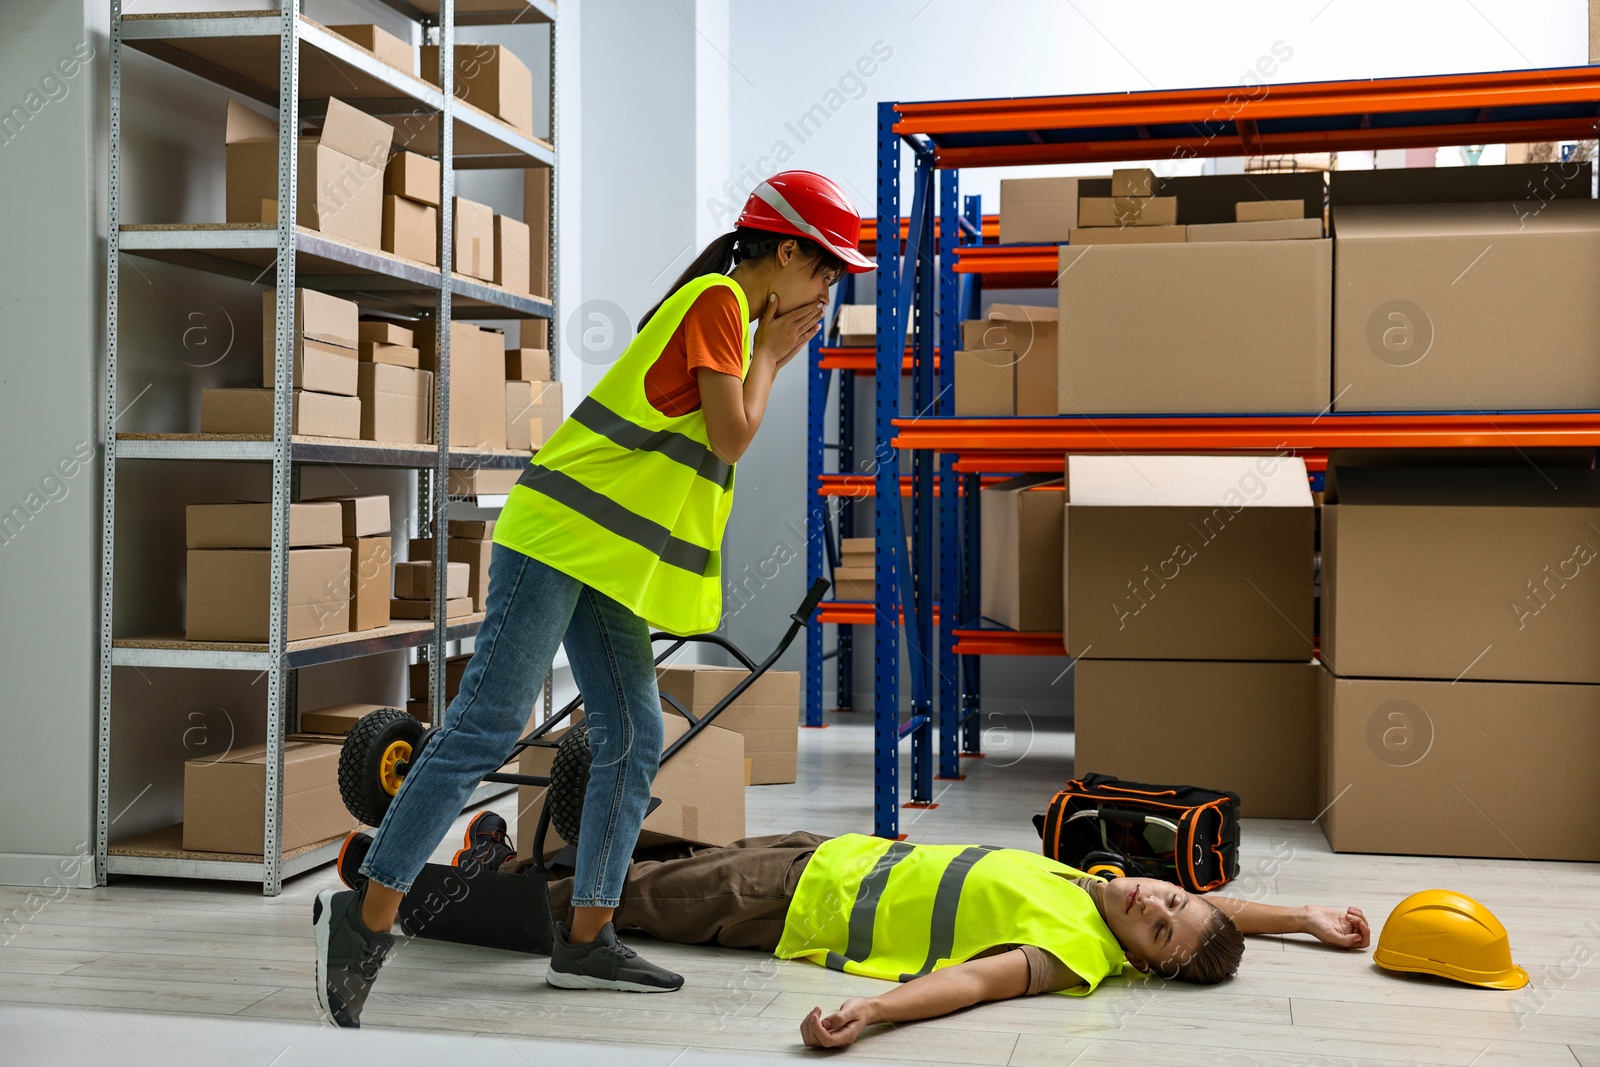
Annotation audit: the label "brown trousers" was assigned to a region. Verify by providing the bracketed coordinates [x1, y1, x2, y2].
[547, 831, 830, 951]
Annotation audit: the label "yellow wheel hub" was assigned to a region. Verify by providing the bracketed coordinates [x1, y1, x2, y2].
[378, 739, 412, 796]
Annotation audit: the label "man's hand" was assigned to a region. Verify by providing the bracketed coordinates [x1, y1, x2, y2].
[753, 293, 824, 369]
[1301, 905, 1370, 949]
[801, 999, 875, 1048]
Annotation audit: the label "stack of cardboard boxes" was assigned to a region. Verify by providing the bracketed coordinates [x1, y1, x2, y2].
[185, 502, 351, 642]
[831, 537, 875, 601]
[1074, 167, 1181, 242]
[381, 151, 440, 266]
[356, 320, 431, 444]
[657, 665, 802, 785]
[408, 518, 500, 621]
[392, 559, 472, 620]
[307, 494, 393, 632]
[954, 305, 1059, 416]
[183, 739, 355, 854]
[505, 348, 559, 451]
[1319, 455, 1600, 860]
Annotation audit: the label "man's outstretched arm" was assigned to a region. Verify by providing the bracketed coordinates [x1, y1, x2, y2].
[800, 949, 1060, 1049]
[1207, 898, 1371, 948]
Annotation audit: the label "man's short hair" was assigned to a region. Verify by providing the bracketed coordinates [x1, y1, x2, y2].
[1167, 901, 1244, 984]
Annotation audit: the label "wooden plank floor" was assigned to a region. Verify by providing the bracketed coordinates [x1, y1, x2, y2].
[2, 719, 1596, 1065]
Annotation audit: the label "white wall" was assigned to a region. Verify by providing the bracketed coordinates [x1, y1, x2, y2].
[712, 0, 1589, 708]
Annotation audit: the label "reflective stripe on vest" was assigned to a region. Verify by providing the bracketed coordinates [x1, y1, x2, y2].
[491, 274, 750, 635]
[775, 834, 1130, 997]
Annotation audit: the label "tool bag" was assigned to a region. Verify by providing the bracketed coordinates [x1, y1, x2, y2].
[1033, 773, 1241, 892]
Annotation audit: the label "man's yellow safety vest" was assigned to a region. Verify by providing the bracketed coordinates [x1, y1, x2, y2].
[493, 274, 751, 635]
[774, 834, 1129, 996]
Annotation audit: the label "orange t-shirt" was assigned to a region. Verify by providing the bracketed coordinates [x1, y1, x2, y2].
[643, 286, 747, 417]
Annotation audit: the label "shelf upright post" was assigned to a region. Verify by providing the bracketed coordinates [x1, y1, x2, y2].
[263, 0, 304, 896]
[935, 169, 961, 780]
[907, 149, 935, 807]
[959, 194, 984, 755]
[804, 323, 827, 728]
[872, 102, 902, 839]
[95, 0, 128, 888]
[542, 2, 559, 723]
[430, 3, 456, 726]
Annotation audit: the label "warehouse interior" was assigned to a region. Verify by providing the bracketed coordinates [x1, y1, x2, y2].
[2, 1, 1599, 1064]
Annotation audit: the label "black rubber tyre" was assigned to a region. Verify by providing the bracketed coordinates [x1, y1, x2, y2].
[338, 708, 426, 827]
[548, 722, 593, 846]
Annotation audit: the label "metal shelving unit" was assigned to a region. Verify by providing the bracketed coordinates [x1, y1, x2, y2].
[869, 65, 1600, 839]
[98, 0, 557, 894]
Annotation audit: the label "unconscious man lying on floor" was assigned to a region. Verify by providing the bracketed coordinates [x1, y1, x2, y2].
[527, 830, 1371, 1049]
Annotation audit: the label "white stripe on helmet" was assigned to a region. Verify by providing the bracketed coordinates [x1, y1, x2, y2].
[752, 181, 840, 251]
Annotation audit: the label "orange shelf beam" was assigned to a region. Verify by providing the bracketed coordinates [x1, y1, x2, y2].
[815, 602, 942, 627]
[859, 213, 999, 254]
[952, 629, 1065, 656]
[951, 245, 1060, 288]
[892, 66, 1600, 168]
[893, 413, 1600, 456]
[818, 346, 940, 373]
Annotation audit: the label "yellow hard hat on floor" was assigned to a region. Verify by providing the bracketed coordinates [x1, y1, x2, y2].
[1374, 889, 1527, 989]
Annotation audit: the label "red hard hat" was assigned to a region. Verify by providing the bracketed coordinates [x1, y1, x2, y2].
[736, 171, 876, 273]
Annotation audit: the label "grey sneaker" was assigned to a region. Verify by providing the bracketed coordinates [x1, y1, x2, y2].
[546, 921, 684, 992]
[313, 887, 395, 1027]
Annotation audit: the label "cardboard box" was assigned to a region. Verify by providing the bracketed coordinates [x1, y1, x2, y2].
[416, 321, 482, 447]
[833, 566, 873, 582]
[329, 24, 415, 75]
[1186, 218, 1322, 242]
[1236, 199, 1306, 222]
[383, 151, 441, 207]
[382, 194, 438, 265]
[1156, 172, 1325, 225]
[185, 546, 351, 642]
[391, 596, 474, 620]
[393, 559, 469, 600]
[524, 167, 552, 298]
[199, 388, 361, 439]
[359, 320, 414, 347]
[358, 363, 432, 444]
[475, 328, 508, 451]
[1057, 240, 1331, 414]
[1076, 659, 1319, 819]
[1067, 225, 1186, 245]
[186, 501, 344, 549]
[263, 287, 360, 353]
[981, 474, 1064, 632]
[1322, 464, 1600, 684]
[529, 380, 561, 441]
[954, 350, 1014, 416]
[999, 176, 1108, 244]
[1063, 454, 1315, 660]
[422, 43, 534, 138]
[448, 467, 520, 496]
[1078, 197, 1178, 228]
[840, 537, 874, 555]
[493, 214, 531, 294]
[409, 537, 494, 612]
[449, 519, 496, 539]
[1327, 161, 1592, 208]
[838, 305, 876, 347]
[344, 535, 392, 631]
[830, 578, 874, 601]
[411, 653, 471, 701]
[453, 196, 496, 281]
[262, 338, 358, 397]
[304, 495, 388, 538]
[225, 99, 392, 247]
[1332, 200, 1600, 411]
[183, 740, 354, 853]
[506, 348, 551, 381]
[521, 319, 548, 349]
[960, 305, 1058, 416]
[1112, 168, 1155, 197]
[657, 665, 800, 785]
[1320, 670, 1600, 860]
[506, 381, 535, 451]
[360, 342, 420, 369]
[299, 701, 411, 736]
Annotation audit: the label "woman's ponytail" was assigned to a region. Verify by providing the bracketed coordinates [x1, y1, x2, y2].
[636, 231, 740, 332]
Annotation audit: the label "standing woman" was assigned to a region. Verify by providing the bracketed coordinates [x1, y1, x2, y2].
[313, 171, 875, 1027]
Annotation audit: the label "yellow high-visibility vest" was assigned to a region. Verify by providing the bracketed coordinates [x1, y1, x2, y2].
[494, 274, 750, 635]
[774, 834, 1129, 996]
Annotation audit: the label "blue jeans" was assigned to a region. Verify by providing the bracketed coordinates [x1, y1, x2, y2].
[359, 544, 664, 909]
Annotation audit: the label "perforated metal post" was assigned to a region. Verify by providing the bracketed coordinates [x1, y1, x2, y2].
[430, 5, 456, 726]
[872, 102, 901, 839]
[263, 0, 303, 896]
[936, 169, 962, 780]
